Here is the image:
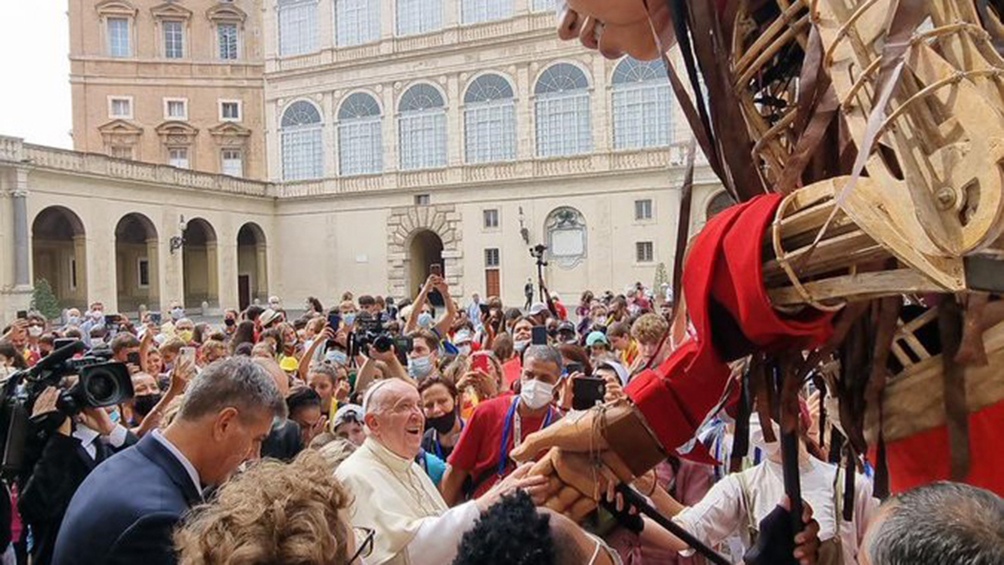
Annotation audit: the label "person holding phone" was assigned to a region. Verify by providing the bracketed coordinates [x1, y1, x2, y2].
[405, 274, 458, 340]
[440, 344, 564, 506]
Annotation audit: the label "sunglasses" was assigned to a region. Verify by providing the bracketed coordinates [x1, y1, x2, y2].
[348, 526, 375, 563]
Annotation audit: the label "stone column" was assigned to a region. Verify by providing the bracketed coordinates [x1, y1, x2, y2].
[73, 235, 90, 308]
[87, 221, 118, 313]
[146, 238, 161, 311]
[256, 242, 268, 303]
[207, 240, 223, 312]
[12, 168, 30, 289]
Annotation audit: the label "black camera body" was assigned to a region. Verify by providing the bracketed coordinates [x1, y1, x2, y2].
[354, 331, 413, 365]
[0, 341, 134, 477]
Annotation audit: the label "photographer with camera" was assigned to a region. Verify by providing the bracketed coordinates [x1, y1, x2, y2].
[18, 385, 138, 565]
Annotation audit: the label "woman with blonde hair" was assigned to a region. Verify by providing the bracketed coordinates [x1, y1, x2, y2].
[175, 450, 368, 565]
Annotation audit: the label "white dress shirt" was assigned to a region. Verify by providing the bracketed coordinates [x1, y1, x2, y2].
[151, 429, 202, 495]
[72, 423, 128, 460]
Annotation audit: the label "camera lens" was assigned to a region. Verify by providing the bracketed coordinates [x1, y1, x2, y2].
[85, 371, 121, 405]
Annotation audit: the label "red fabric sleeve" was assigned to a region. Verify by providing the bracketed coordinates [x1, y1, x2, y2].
[448, 400, 488, 472]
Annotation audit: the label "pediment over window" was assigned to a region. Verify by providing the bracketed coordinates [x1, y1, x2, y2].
[151, 2, 192, 20]
[208, 122, 251, 146]
[207, 3, 247, 22]
[155, 121, 198, 145]
[96, 0, 138, 17]
[98, 119, 143, 137]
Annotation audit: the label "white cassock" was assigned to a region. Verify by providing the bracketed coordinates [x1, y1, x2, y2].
[336, 438, 480, 565]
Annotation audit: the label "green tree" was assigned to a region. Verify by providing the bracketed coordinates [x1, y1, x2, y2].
[31, 279, 62, 320]
[653, 262, 669, 294]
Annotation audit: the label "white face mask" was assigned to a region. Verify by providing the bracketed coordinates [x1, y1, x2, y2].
[457, 344, 471, 356]
[747, 417, 781, 458]
[28, 326, 43, 338]
[520, 379, 554, 410]
[514, 339, 530, 353]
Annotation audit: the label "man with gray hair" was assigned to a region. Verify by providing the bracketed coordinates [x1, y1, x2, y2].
[336, 378, 548, 565]
[441, 344, 564, 506]
[861, 481, 1004, 565]
[54, 357, 285, 565]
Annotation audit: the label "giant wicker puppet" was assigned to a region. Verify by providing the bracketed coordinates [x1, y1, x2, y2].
[511, 0, 1004, 555]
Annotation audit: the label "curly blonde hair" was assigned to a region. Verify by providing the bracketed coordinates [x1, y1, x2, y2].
[631, 313, 669, 346]
[175, 450, 354, 565]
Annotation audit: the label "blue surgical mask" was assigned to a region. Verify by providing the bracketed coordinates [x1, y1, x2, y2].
[408, 355, 434, 379]
[418, 313, 434, 329]
[326, 349, 348, 366]
[171, 308, 184, 321]
[344, 313, 357, 327]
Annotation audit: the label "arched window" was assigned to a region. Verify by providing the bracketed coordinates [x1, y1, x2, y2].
[535, 63, 592, 157]
[464, 74, 516, 164]
[335, 0, 379, 47]
[278, 0, 318, 57]
[462, 0, 513, 24]
[281, 101, 323, 181]
[612, 57, 672, 149]
[399, 84, 447, 171]
[398, 0, 442, 36]
[338, 92, 383, 176]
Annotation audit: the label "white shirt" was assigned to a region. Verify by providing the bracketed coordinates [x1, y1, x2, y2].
[72, 423, 128, 460]
[151, 429, 202, 495]
[336, 438, 480, 565]
[673, 458, 877, 565]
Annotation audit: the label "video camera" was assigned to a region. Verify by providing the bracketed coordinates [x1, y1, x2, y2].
[0, 340, 134, 476]
[349, 314, 413, 365]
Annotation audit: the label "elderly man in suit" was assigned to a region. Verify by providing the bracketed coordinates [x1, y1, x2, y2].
[53, 356, 286, 565]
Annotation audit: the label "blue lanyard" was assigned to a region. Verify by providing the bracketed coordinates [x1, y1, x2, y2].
[497, 397, 553, 477]
[433, 419, 463, 461]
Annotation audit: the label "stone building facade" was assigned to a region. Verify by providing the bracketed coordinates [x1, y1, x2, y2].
[3, 0, 735, 318]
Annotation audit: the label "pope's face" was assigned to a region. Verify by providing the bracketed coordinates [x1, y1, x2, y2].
[559, 0, 676, 60]
[367, 382, 425, 460]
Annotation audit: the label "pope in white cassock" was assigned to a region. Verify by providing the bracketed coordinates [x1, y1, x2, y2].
[336, 378, 547, 565]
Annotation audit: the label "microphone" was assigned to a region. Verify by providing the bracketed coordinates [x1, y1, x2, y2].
[29, 340, 86, 377]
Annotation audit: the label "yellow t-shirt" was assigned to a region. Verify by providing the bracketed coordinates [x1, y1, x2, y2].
[620, 339, 640, 368]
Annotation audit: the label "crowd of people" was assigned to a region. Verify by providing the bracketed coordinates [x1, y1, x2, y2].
[0, 275, 1000, 565]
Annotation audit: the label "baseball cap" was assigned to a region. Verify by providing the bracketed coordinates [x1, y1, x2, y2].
[585, 331, 609, 347]
[333, 403, 364, 428]
[557, 321, 575, 333]
[529, 302, 548, 316]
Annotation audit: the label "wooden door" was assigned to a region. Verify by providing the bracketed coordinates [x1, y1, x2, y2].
[485, 269, 500, 298]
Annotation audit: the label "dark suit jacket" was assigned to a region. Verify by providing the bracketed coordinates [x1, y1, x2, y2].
[51, 434, 202, 565]
[19, 430, 137, 565]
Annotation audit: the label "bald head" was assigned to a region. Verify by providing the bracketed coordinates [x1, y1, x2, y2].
[362, 379, 424, 460]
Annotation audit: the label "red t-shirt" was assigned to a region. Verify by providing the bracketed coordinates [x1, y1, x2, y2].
[448, 394, 559, 498]
[502, 358, 522, 389]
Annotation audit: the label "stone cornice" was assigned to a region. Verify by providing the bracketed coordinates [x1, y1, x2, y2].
[150, 2, 193, 21]
[95, 0, 138, 18]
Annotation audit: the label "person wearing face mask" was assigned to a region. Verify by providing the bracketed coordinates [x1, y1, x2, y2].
[126, 372, 164, 428]
[419, 377, 464, 461]
[668, 411, 878, 565]
[174, 318, 196, 345]
[404, 274, 459, 340]
[441, 344, 564, 506]
[407, 330, 442, 381]
[23, 314, 47, 366]
[63, 308, 83, 329]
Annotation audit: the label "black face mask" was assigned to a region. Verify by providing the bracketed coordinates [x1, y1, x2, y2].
[425, 410, 457, 435]
[224, 318, 236, 327]
[126, 352, 141, 366]
[133, 393, 163, 417]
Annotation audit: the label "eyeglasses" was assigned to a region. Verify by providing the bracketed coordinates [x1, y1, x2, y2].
[348, 527, 375, 563]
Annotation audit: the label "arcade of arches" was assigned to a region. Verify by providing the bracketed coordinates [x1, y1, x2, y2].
[29, 205, 269, 317]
